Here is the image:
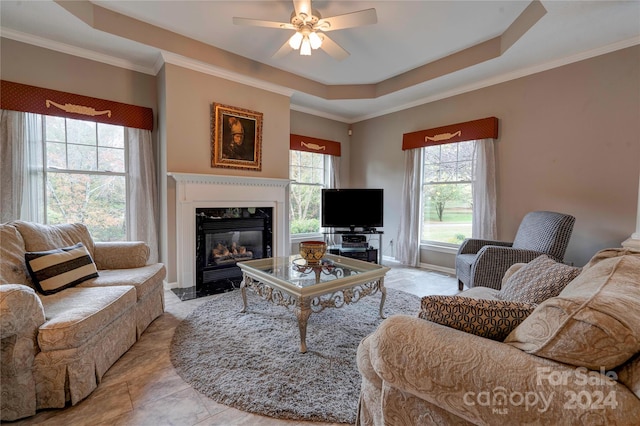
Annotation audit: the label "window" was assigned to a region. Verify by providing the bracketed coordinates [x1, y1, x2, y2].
[44, 116, 128, 241]
[289, 150, 329, 235]
[421, 141, 474, 245]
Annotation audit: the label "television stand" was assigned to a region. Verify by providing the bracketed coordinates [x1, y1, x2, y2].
[328, 246, 378, 263]
[323, 229, 383, 264]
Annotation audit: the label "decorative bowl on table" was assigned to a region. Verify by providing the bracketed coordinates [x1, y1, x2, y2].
[299, 241, 327, 265]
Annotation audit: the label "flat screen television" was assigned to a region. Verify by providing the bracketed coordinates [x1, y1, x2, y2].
[322, 188, 383, 231]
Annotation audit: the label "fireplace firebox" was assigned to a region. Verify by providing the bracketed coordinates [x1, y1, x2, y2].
[194, 207, 272, 297]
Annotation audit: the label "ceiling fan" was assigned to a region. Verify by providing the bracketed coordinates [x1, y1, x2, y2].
[232, 0, 377, 60]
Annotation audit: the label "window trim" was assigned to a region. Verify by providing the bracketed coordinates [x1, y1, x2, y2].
[289, 151, 330, 237]
[42, 116, 130, 239]
[420, 141, 474, 247]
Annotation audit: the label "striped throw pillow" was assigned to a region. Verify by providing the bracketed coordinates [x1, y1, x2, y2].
[25, 242, 99, 295]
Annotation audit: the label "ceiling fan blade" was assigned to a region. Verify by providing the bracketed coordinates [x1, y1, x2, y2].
[320, 34, 349, 61]
[293, 0, 312, 18]
[232, 17, 295, 30]
[272, 39, 294, 59]
[318, 8, 377, 32]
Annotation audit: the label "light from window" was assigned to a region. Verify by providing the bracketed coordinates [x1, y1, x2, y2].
[289, 150, 326, 235]
[421, 141, 474, 245]
[44, 116, 127, 241]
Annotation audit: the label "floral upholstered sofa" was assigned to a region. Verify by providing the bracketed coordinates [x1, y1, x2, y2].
[357, 248, 640, 425]
[0, 221, 166, 421]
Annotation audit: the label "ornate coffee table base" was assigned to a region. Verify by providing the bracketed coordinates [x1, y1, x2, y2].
[240, 275, 386, 353]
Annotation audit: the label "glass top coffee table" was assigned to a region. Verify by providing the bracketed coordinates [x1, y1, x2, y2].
[237, 254, 390, 353]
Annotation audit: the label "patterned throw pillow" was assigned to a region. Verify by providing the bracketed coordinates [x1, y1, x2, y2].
[498, 255, 581, 304]
[506, 250, 640, 370]
[419, 295, 537, 341]
[25, 242, 99, 295]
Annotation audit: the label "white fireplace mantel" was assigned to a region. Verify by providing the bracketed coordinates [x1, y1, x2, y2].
[168, 172, 291, 288]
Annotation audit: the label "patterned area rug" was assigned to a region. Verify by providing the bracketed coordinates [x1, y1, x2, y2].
[170, 287, 421, 424]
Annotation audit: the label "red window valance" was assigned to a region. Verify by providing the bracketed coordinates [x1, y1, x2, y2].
[290, 134, 341, 156]
[402, 117, 498, 150]
[0, 80, 154, 131]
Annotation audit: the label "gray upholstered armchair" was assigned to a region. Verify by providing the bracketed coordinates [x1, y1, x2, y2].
[455, 211, 575, 290]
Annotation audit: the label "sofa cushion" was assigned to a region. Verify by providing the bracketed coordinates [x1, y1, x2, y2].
[458, 286, 501, 300]
[78, 263, 165, 301]
[12, 221, 96, 259]
[25, 243, 99, 295]
[93, 241, 150, 270]
[418, 295, 537, 341]
[617, 354, 640, 400]
[38, 285, 136, 351]
[498, 255, 581, 304]
[505, 249, 640, 370]
[0, 224, 32, 288]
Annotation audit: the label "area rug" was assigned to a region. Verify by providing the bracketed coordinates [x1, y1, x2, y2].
[170, 287, 421, 424]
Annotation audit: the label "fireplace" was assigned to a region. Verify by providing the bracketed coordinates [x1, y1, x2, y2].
[168, 173, 290, 300]
[196, 207, 272, 296]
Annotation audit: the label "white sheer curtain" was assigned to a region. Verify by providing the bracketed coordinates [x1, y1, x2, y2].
[0, 110, 25, 223]
[126, 127, 159, 264]
[23, 114, 45, 223]
[396, 148, 422, 266]
[471, 138, 497, 239]
[329, 155, 341, 189]
[326, 154, 342, 246]
[0, 111, 44, 223]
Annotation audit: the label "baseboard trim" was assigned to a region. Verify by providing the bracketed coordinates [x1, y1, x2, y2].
[382, 256, 456, 276]
[164, 281, 179, 290]
[418, 262, 456, 276]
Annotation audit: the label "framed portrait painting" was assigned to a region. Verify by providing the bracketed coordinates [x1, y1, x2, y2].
[211, 103, 263, 171]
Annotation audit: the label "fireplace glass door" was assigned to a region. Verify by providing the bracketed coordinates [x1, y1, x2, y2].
[195, 207, 272, 297]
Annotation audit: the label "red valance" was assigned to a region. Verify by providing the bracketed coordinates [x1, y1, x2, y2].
[290, 134, 341, 156]
[0, 80, 154, 131]
[402, 117, 498, 150]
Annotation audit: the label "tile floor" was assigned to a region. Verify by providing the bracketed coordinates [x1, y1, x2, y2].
[9, 261, 461, 426]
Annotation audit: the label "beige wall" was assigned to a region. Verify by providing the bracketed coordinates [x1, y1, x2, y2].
[290, 110, 351, 186]
[351, 45, 640, 267]
[0, 38, 157, 111]
[162, 64, 291, 178]
[288, 110, 352, 254]
[159, 64, 292, 282]
[3, 36, 638, 274]
[0, 37, 165, 261]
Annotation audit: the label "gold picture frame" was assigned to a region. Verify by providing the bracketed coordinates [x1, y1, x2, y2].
[211, 103, 263, 171]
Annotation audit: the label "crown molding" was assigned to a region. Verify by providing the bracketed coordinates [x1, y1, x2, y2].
[3, 27, 638, 125]
[289, 103, 351, 123]
[351, 36, 640, 123]
[158, 51, 295, 98]
[0, 28, 156, 75]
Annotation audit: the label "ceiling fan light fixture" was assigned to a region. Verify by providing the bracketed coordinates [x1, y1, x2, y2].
[300, 36, 312, 55]
[289, 31, 303, 49]
[308, 31, 322, 49]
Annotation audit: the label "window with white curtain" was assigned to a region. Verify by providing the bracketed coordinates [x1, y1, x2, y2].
[421, 140, 475, 245]
[289, 150, 329, 236]
[44, 116, 129, 241]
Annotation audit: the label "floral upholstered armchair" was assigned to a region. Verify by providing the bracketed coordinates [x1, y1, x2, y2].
[357, 248, 640, 425]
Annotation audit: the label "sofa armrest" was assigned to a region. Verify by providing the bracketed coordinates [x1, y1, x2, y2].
[360, 315, 640, 424]
[458, 238, 512, 255]
[1, 284, 45, 421]
[1, 284, 45, 339]
[470, 246, 545, 289]
[93, 241, 150, 269]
